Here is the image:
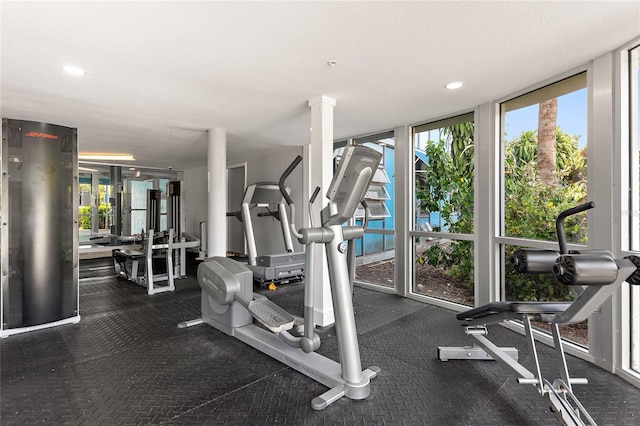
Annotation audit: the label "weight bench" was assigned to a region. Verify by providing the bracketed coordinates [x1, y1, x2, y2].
[438, 202, 640, 426]
[113, 249, 145, 281]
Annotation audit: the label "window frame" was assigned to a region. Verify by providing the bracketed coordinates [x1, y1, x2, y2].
[617, 40, 640, 384]
[409, 112, 476, 308]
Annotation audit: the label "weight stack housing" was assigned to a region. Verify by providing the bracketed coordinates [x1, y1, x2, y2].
[1, 118, 80, 336]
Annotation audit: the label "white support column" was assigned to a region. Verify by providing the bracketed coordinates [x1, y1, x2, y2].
[308, 95, 336, 327]
[475, 102, 500, 307]
[208, 128, 227, 257]
[588, 52, 616, 371]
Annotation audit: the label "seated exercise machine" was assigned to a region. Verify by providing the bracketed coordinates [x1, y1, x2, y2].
[227, 181, 305, 287]
[438, 202, 640, 426]
[113, 182, 200, 295]
[113, 229, 176, 294]
[112, 228, 199, 295]
[182, 145, 382, 409]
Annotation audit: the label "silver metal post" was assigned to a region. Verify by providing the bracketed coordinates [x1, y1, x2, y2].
[325, 224, 363, 385]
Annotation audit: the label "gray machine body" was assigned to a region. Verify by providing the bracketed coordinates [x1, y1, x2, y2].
[1, 119, 80, 336]
[199, 256, 362, 389]
[199, 257, 253, 335]
[197, 145, 383, 410]
[439, 243, 638, 426]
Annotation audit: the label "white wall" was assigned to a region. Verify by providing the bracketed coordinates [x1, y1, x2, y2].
[182, 165, 208, 239]
[182, 146, 305, 256]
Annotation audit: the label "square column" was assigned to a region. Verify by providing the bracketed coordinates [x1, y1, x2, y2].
[307, 96, 336, 326]
[208, 128, 227, 257]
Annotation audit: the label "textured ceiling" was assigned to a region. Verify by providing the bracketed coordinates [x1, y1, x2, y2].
[2, 1, 639, 170]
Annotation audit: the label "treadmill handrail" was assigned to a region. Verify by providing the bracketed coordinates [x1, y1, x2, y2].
[279, 155, 302, 206]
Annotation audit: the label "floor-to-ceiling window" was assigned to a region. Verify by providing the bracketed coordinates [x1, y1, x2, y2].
[77, 166, 179, 242]
[336, 132, 395, 289]
[411, 113, 475, 306]
[128, 180, 154, 235]
[78, 172, 111, 242]
[328, 38, 639, 387]
[499, 72, 589, 345]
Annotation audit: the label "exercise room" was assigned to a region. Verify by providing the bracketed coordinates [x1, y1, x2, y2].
[2, 2, 640, 424]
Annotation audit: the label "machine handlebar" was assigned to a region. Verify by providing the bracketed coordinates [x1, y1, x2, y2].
[310, 187, 321, 204]
[556, 201, 595, 254]
[279, 155, 303, 205]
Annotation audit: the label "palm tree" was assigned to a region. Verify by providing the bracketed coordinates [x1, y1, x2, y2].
[537, 98, 558, 185]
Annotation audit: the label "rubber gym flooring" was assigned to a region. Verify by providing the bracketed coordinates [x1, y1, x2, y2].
[1, 257, 639, 425]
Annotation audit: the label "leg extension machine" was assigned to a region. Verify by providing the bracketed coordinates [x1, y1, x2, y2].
[439, 202, 640, 426]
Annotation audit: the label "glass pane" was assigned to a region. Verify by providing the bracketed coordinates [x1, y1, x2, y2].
[503, 243, 588, 346]
[127, 180, 153, 235]
[363, 223, 384, 255]
[160, 214, 167, 233]
[412, 114, 475, 305]
[502, 73, 588, 243]
[98, 184, 112, 231]
[347, 133, 396, 289]
[131, 180, 153, 209]
[160, 178, 169, 214]
[413, 236, 474, 306]
[131, 211, 147, 236]
[355, 256, 395, 288]
[78, 174, 92, 242]
[414, 116, 474, 233]
[504, 244, 577, 302]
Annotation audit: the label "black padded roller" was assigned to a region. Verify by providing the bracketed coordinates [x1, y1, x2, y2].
[624, 255, 640, 286]
[553, 254, 619, 286]
[511, 249, 559, 274]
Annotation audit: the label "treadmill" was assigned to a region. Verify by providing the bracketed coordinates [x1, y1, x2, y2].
[236, 182, 305, 287]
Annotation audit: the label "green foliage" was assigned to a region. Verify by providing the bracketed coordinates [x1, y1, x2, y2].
[416, 124, 587, 301]
[503, 129, 587, 301]
[416, 122, 475, 285]
[78, 205, 111, 230]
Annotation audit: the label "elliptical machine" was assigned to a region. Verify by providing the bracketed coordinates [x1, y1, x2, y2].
[191, 145, 382, 410]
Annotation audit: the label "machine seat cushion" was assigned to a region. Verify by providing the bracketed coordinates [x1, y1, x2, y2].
[457, 301, 572, 322]
[113, 249, 145, 259]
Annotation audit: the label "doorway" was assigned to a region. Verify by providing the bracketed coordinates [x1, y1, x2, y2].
[227, 164, 246, 255]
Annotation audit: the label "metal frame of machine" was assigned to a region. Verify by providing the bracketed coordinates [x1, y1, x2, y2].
[182, 145, 383, 409]
[438, 202, 640, 426]
[112, 181, 199, 295]
[230, 181, 305, 286]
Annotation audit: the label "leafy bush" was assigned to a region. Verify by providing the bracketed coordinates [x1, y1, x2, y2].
[503, 129, 587, 301]
[417, 123, 475, 285]
[78, 205, 111, 230]
[416, 126, 587, 301]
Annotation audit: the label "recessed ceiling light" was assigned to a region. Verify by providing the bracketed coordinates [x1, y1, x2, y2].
[62, 65, 86, 76]
[78, 166, 99, 172]
[79, 153, 135, 161]
[445, 81, 464, 90]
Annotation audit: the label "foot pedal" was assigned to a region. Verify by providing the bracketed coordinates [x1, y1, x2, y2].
[247, 299, 295, 334]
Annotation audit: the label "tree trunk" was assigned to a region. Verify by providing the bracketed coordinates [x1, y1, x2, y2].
[537, 98, 558, 185]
